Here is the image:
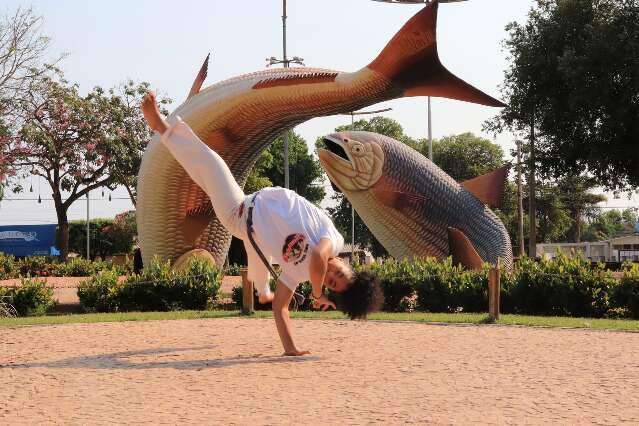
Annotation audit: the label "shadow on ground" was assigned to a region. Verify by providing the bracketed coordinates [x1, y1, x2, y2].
[2, 346, 321, 370]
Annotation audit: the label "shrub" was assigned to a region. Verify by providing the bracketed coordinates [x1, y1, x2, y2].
[15, 256, 55, 277]
[510, 255, 615, 317]
[0, 253, 15, 280]
[79, 258, 221, 312]
[611, 262, 639, 318]
[52, 257, 101, 277]
[0, 276, 55, 316]
[224, 263, 244, 276]
[367, 260, 417, 312]
[77, 269, 123, 312]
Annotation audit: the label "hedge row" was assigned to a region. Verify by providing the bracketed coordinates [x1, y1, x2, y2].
[0, 253, 132, 279]
[368, 255, 639, 318]
[229, 255, 639, 319]
[0, 277, 55, 317]
[78, 258, 221, 312]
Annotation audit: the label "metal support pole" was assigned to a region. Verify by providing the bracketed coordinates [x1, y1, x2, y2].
[86, 191, 90, 260]
[282, 0, 290, 189]
[427, 96, 433, 160]
[351, 112, 355, 261]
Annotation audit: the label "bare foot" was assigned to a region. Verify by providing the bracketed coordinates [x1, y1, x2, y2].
[141, 92, 169, 134]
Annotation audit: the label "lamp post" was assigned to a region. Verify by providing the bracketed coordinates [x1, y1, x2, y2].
[266, 0, 304, 189]
[86, 191, 90, 260]
[371, 0, 468, 160]
[342, 107, 392, 262]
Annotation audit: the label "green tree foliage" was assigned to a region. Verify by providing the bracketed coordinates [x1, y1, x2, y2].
[583, 208, 639, 241]
[68, 211, 137, 260]
[485, 0, 639, 191]
[245, 131, 325, 204]
[4, 74, 161, 260]
[430, 132, 504, 181]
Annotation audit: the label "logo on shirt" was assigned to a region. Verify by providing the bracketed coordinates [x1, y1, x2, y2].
[282, 233, 309, 265]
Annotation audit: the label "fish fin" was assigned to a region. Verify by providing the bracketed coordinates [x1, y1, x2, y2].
[367, 2, 504, 107]
[187, 53, 210, 99]
[460, 165, 510, 208]
[182, 202, 214, 243]
[447, 227, 484, 271]
[372, 188, 428, 211]
[253, 71, 338, 90]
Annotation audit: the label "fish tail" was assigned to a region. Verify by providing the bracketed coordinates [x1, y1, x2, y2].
[367, 1, 504, 107]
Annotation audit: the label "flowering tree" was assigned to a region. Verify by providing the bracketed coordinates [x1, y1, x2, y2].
[5, 75, 163, 260]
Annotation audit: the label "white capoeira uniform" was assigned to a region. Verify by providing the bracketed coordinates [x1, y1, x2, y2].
[160, 117, 344, 296]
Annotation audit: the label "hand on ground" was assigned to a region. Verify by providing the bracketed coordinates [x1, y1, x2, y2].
[283, 349, 311, 356]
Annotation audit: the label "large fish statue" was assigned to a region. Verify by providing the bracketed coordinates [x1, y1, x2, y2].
[317, 131, 513, 269]
[137, 0, 505, 267]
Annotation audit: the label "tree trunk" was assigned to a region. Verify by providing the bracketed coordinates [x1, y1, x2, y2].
[574, 208, 582, 243]
[516, 141, 525, 257]
[56, 210, 70, 262]
[528, 116, 537, 258]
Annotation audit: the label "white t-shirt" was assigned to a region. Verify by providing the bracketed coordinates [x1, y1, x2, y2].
[248, 187, 344, 291]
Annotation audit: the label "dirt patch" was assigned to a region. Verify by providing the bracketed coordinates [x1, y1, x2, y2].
[1, 318, 638, 424]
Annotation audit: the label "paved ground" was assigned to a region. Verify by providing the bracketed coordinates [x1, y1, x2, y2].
[1, 318, 638, 424]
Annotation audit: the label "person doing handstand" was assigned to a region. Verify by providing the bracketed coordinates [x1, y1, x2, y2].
[141, 92, 383, 356]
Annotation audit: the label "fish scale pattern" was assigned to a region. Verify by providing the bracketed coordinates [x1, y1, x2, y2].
[344, 132, 512, 268]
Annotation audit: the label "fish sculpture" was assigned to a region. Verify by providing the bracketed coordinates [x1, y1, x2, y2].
[318, 131, 513, 269]
[137, 0, 505, 267]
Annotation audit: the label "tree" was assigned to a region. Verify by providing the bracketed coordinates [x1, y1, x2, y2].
[0, 7, 60, 118]
[0, 7, 61, 198]
[556, 175, 606, 243]
[485, 0, 639, 253]
[4, 75, 156, 260]
[429, 132, 504, 181]
[105, 81, 170, 206]
[583, 208, 639, 241]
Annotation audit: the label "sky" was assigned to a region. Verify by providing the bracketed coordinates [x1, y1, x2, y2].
[0, 0, 636, 225]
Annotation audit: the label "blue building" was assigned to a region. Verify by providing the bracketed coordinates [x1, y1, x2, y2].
[0, 224, 60, 257]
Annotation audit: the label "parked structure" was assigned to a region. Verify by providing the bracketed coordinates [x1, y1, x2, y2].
[537, 234, 639, 262]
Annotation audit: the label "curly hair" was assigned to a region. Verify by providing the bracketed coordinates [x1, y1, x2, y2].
[331, 271, 384, 320]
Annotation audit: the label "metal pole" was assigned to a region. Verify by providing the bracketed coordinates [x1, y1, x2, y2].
[427, 96, 433, 160]
[282, 0, 290, 189]
[86, 191, 90, 260]
[351, 112, 355, 261]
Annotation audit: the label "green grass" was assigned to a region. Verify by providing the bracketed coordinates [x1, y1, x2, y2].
[2, 309, 639, 331]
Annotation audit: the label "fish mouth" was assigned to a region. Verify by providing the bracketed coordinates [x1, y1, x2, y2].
[322, 137, 349, 161]
[317, 135, 357, 193]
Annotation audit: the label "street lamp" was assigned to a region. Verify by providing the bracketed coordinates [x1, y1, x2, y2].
[266, 0, 305, 189]
[371, 0, 468, 160]
[341, 107, 392, 262]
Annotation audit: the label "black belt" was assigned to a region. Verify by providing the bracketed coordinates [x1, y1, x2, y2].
[246, 192, 305, 310]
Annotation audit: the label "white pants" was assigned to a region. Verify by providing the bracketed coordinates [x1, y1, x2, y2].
[161, 117, 272, 296]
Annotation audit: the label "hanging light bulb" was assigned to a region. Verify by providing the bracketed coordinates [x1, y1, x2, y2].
[29, 184, 33, 192]
[102, 188, 104, 197]
[37, 195, 41, 203]
[108, 193, 112, 202]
